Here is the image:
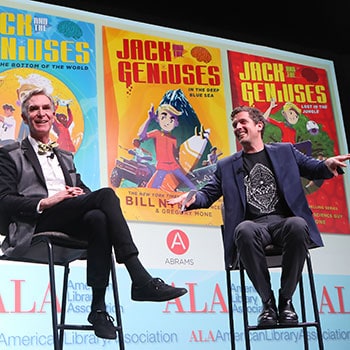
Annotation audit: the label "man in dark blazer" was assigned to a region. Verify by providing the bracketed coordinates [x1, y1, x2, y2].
[0, 87, 187, 340]
[169, 105, 349, 326]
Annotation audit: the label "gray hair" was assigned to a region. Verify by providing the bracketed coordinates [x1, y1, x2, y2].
[21, 87, 55, 118]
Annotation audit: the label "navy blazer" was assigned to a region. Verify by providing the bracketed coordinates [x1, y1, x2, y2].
[190, 142, 335, 269]
[0, 138, 90, 257]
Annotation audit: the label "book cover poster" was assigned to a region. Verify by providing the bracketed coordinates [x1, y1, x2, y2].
[0, 6, 99, 188]
[103, 27, 228, 225]
[227, 50, 349, 234]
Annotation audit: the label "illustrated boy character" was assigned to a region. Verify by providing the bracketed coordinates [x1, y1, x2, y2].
[138, 103, 196, 190]
[128, 137, 155, 175]
[53, 103, 76, 152]
[264, 99, 301, 143]
[0, 104, 16, 145]
[128, 138, 153, 164]
[207, 146, 222, 165]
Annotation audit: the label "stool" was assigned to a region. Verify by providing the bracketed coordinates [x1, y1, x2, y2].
[0, 231, 125, 350]
[225, 240, 324, 350]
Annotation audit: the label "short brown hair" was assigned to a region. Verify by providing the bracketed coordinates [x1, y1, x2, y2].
[230, 105, 266, 137]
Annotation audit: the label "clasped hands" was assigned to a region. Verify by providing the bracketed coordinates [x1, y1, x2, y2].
[39, 186, 85, 211]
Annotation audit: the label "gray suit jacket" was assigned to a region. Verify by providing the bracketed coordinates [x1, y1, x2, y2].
[0, 138, 89, 257]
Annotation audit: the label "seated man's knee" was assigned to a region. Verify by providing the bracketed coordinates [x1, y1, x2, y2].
[235, 221, 259, 245]
[101, 187, 116, 196]
[284, 216, 309, 243]
[96, 187, 120, 205]
[84, 209, 106, 227]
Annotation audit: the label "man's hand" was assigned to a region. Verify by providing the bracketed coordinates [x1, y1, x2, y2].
[168, 190, 197, 213]
[39, 186, 85, 211]
[324, 154, 350, 176]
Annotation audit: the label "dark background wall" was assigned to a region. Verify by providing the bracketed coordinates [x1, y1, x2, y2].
[31, 1, 350, 145]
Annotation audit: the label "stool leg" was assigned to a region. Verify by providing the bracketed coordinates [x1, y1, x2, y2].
[306, 253, 324, 350]
[58, 264, 70, 350]
[298, 276, 309, 350]
[110, 254, 125, 350]
[226, 269, 235, 350]
[45, 240, 59, 350]
[240, 267, 251, 350]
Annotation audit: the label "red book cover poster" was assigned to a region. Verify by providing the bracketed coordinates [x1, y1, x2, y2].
[227, 50, 349, 234]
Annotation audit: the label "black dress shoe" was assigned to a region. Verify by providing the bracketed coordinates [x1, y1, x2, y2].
[278, 298, 298, 324]
[88, 310, 117, 339]
[257, 295, 278, 326]
[131, 277, 188, 302]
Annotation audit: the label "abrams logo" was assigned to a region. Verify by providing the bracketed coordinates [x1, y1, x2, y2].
[165, 257, 194, 266]
[165, 229, 194, 266]
[166, 229, 189, 255]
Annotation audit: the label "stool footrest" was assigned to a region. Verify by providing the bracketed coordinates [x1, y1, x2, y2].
[248, 321, 319, 331]
[57, 324, 123, 331]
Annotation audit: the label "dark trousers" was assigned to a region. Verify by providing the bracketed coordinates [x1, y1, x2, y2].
[234, 215, 309, 302]
[35, 187, 139, 288]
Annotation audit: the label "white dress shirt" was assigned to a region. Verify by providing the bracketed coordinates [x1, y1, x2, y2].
[28, 135, 66, 197]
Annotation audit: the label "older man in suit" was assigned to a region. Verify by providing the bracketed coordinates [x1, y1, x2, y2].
[169, 105, 349, 326]
[0, 87, 187, 340]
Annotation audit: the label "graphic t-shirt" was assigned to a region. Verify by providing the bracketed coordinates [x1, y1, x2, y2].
[243, 148, 290, 220]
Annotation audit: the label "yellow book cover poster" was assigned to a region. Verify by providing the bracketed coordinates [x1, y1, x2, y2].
[103, 28, 228, 225]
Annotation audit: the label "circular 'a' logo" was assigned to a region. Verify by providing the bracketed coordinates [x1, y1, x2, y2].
[166, 229, 189, 255]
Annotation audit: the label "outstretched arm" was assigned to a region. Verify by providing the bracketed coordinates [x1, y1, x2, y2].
[263, 98, 278, 120]
[66, 104, 73, 127]
[324, 154, 350, 176]
[138, 104, 157, 141]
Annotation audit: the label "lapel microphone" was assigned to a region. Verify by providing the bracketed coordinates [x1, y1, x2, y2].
[47, 153, 55, 159]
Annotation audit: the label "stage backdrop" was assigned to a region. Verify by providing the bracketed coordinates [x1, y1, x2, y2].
[0, 1, 349, 350]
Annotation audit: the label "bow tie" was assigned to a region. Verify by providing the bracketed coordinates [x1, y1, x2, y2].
[37, 141, 59, 155]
